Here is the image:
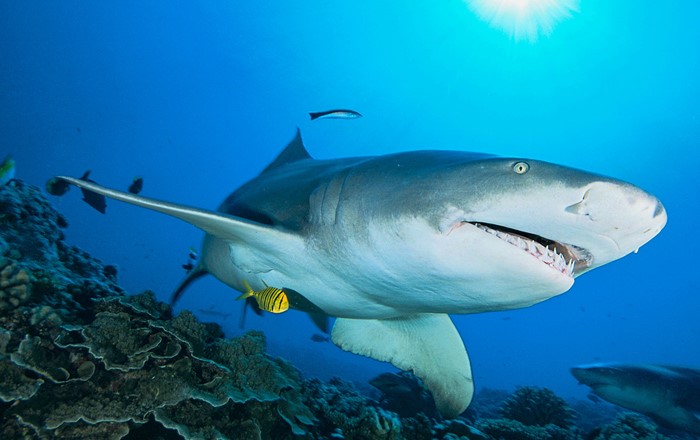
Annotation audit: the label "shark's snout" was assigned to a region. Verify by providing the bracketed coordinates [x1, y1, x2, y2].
[570, 364, 619, 390]
[566, 182, 665, 224]
[571, 366, 593, 383]
[563, 181, 666, 268]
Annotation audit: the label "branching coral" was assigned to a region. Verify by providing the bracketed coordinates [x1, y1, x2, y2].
[4, 291, 320, 438]
[303, 377, 401, 440]
[589, 413, 671, 440]
[476, 418, 581, 440]
[369, 371, 438, 419]
[0, 260, 33, 311]
[500, 386, 575, 429]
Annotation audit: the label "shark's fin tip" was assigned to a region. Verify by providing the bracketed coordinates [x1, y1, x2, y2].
[261, 128, 312, 174]
[331, 314, 473, 418]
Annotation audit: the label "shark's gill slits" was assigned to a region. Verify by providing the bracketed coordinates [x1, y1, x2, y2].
[473, 223, 591, 277]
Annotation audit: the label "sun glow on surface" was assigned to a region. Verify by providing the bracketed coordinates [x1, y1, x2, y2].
[466, 0, 579, 41]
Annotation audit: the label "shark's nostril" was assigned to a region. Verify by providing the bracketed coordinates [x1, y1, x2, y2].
[653, 202, 665, 218]
[565, 189, 591, 215]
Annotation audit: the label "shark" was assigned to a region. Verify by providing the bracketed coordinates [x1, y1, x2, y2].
[55, 129, 667, 418]
[572, 363, 700, 435]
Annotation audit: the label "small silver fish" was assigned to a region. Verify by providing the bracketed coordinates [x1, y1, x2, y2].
[309, 109, 362, 121]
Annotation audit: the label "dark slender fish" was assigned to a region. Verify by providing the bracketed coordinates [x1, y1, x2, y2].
[310, 334, 330, 343]
[128, 176, 143, 194]
[309, 109, 362, 121]
[78, 170, 107, 214]
[196, 307, 231, 319]
[181, 246, 198, 273]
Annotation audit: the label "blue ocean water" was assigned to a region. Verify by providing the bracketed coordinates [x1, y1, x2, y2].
[1, 0, 698, 404]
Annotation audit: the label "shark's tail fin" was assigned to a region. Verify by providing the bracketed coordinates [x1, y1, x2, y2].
[170, 263, 208, 306]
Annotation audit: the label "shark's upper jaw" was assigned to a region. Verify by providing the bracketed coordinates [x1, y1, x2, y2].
[471, 222, 591, 278]
[446, 220, 592, 279]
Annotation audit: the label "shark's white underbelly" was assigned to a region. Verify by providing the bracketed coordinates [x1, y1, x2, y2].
[203, 213, 576, 319]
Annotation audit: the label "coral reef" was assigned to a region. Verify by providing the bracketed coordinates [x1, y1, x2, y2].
[476, 418, 581, 440]
[588, 413, 671, 440]
[0, 182, 321, 439]
[568, 398, 621, 435]
[471, 387, 583, 440]
[3, 287, 318, 438]
[499, 386, 576, 429]
[303, 377, 401, 439]
[370, 371, 438, 419]
[464, 388, 511, 423]
[0, 181, 122, 324]
[432, 419, 490, 440]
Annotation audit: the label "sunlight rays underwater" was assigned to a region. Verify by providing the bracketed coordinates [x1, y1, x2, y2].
[465, 0, 580, 41]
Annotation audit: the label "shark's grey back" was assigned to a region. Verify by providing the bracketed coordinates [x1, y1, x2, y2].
[218, 130, 493, 232]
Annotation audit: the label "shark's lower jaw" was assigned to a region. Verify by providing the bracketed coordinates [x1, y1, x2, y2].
[472, 222, 592, 278]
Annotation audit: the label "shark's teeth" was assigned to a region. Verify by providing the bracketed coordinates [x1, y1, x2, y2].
[474, 223, 575, 278]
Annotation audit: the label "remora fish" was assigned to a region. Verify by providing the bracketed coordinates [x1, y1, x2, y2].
[572, 363, 700, 435]
[309, 109, 362, 120]
[54, 129, 666, 418]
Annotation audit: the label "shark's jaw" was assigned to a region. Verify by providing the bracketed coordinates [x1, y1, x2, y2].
[471, 222, 591, 278]
[441, 217, 591, 284]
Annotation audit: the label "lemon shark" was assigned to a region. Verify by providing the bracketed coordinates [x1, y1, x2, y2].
[572, 363, 700, 435]
[56, 130, 666, 418]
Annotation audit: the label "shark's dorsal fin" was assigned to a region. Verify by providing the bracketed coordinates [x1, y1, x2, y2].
[261, 128, 312, 174]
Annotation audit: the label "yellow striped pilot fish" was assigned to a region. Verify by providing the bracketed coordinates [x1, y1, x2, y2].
[236, 280, 289, 313]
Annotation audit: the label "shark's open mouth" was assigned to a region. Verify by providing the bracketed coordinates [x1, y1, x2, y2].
[472, 222, 592, 277]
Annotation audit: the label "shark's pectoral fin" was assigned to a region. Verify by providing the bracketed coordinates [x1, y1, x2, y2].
[331, 314, 473, 418]
[55, 177, 293, 249]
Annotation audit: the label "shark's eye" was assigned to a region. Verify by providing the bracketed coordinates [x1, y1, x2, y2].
[513, 161, 530, 175]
